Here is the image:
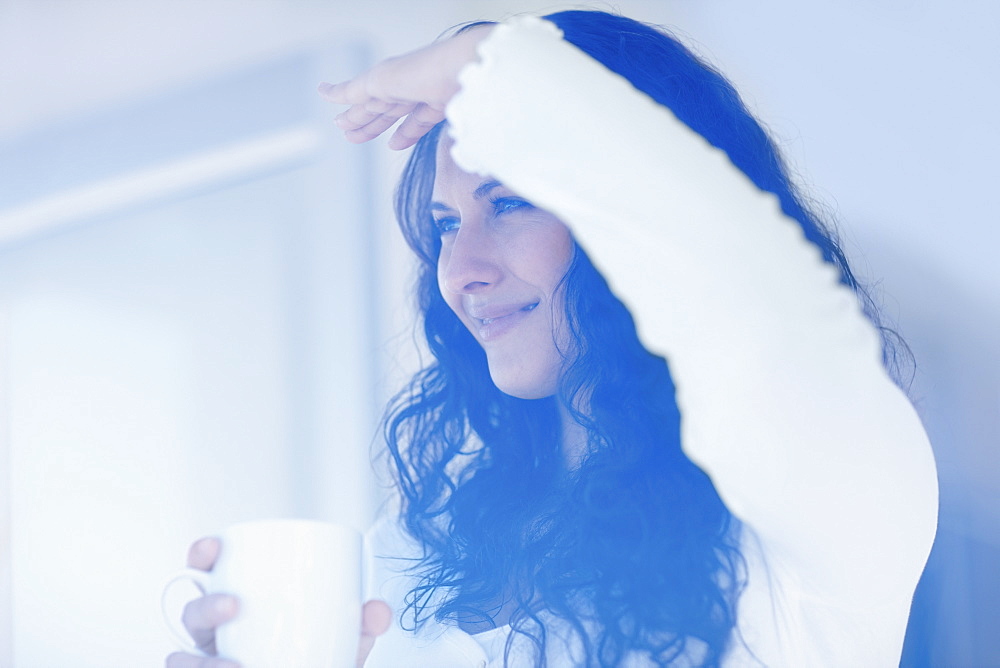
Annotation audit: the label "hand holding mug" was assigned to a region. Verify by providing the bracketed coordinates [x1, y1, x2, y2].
[163, 520, 391, 668]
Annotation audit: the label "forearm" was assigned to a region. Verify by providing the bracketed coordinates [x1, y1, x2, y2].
[446, 15, 938, 603]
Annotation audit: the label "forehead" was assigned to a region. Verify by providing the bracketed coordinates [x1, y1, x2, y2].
[434, 135, 456, 173]
[432, 137, 489, 197]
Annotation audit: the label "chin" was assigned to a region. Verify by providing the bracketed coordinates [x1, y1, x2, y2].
[489, 368, 559, 400]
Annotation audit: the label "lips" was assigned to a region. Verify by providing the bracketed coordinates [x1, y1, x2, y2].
[467, 302, 539, 341]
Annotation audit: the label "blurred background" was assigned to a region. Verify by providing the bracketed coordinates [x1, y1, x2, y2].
[0, 0, 996, 665]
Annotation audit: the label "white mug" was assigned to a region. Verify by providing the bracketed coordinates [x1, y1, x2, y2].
[163, 519, 362, 668]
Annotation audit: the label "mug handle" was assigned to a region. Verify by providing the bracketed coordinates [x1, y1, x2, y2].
[161, 567, 212, 655]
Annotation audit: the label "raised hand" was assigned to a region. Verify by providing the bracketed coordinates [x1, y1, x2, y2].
[318, 25, 493, 149]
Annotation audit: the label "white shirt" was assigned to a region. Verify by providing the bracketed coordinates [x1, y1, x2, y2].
[365, 16, 938, 667]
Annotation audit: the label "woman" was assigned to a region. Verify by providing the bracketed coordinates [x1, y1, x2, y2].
[169, 10, 937, 667]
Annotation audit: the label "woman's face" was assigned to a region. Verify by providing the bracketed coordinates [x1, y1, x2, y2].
[433, 139, 574, 399]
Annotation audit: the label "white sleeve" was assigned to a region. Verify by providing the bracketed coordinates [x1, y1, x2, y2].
[445, 16, 937, 608]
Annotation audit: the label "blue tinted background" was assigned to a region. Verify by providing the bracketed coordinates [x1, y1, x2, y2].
[0, 1, 995, 665]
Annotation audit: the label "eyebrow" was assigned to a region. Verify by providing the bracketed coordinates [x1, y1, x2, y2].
[430, 180, 502, 211]
[474, 180, 502, 199]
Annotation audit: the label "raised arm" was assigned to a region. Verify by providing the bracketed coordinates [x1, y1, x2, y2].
[452, 16, 938, 603]
[321, 8, 937, 626]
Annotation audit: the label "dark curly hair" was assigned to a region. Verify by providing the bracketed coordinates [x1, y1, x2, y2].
[382, 10, 912, 666]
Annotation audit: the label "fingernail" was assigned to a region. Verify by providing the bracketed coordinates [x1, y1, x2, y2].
[336, 111, 357, 128]
[214, 596, 237, 615]
[317, 81, 335, 95]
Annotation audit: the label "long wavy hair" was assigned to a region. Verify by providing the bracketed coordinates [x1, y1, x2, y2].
[383, 10, 911, 667]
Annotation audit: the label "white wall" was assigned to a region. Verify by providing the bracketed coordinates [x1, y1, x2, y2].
[1, 0, 997, 665]
[0, 35, 379, 665]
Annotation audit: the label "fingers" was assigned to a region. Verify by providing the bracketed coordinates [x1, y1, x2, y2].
[362, 599, 392, 637]
[387, 104, 445, 150]
[186, 537, 221, 571]
[317, 79, 366, 106]
[165, 652, 240, 668]
[356, 600, 392, 667]
[344, 114, 403, 144]
[318, 68, 409, 107]
[332, 101, 442, 150]
[331, 98, 442, 148]
[335, 99, 404, 129]
[319, 55, 446, 149]
[320, 27, 492, 150]
[170, 538, 236, 667]
[181, 593, 239, 653]
[335, 101, 417, 144]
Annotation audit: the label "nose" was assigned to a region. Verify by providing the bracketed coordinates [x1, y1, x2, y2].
[439, 220, 503, 294]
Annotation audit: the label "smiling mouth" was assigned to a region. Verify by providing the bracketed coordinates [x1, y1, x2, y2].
[472, 302, 539, 341]
[478, 302, 538, 325]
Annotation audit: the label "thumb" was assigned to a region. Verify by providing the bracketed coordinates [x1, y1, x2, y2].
[356, 600, 392, 667]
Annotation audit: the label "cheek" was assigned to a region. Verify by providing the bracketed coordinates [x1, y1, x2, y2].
[539, 232, 575, 348]
[436, 252, 464, 318]
[512, 226, 574, 292]
[550, 233, 575, 285]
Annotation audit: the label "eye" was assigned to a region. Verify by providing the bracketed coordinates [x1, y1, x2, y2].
[491, 196, 534, 217]
[433, 215, 460, 236]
